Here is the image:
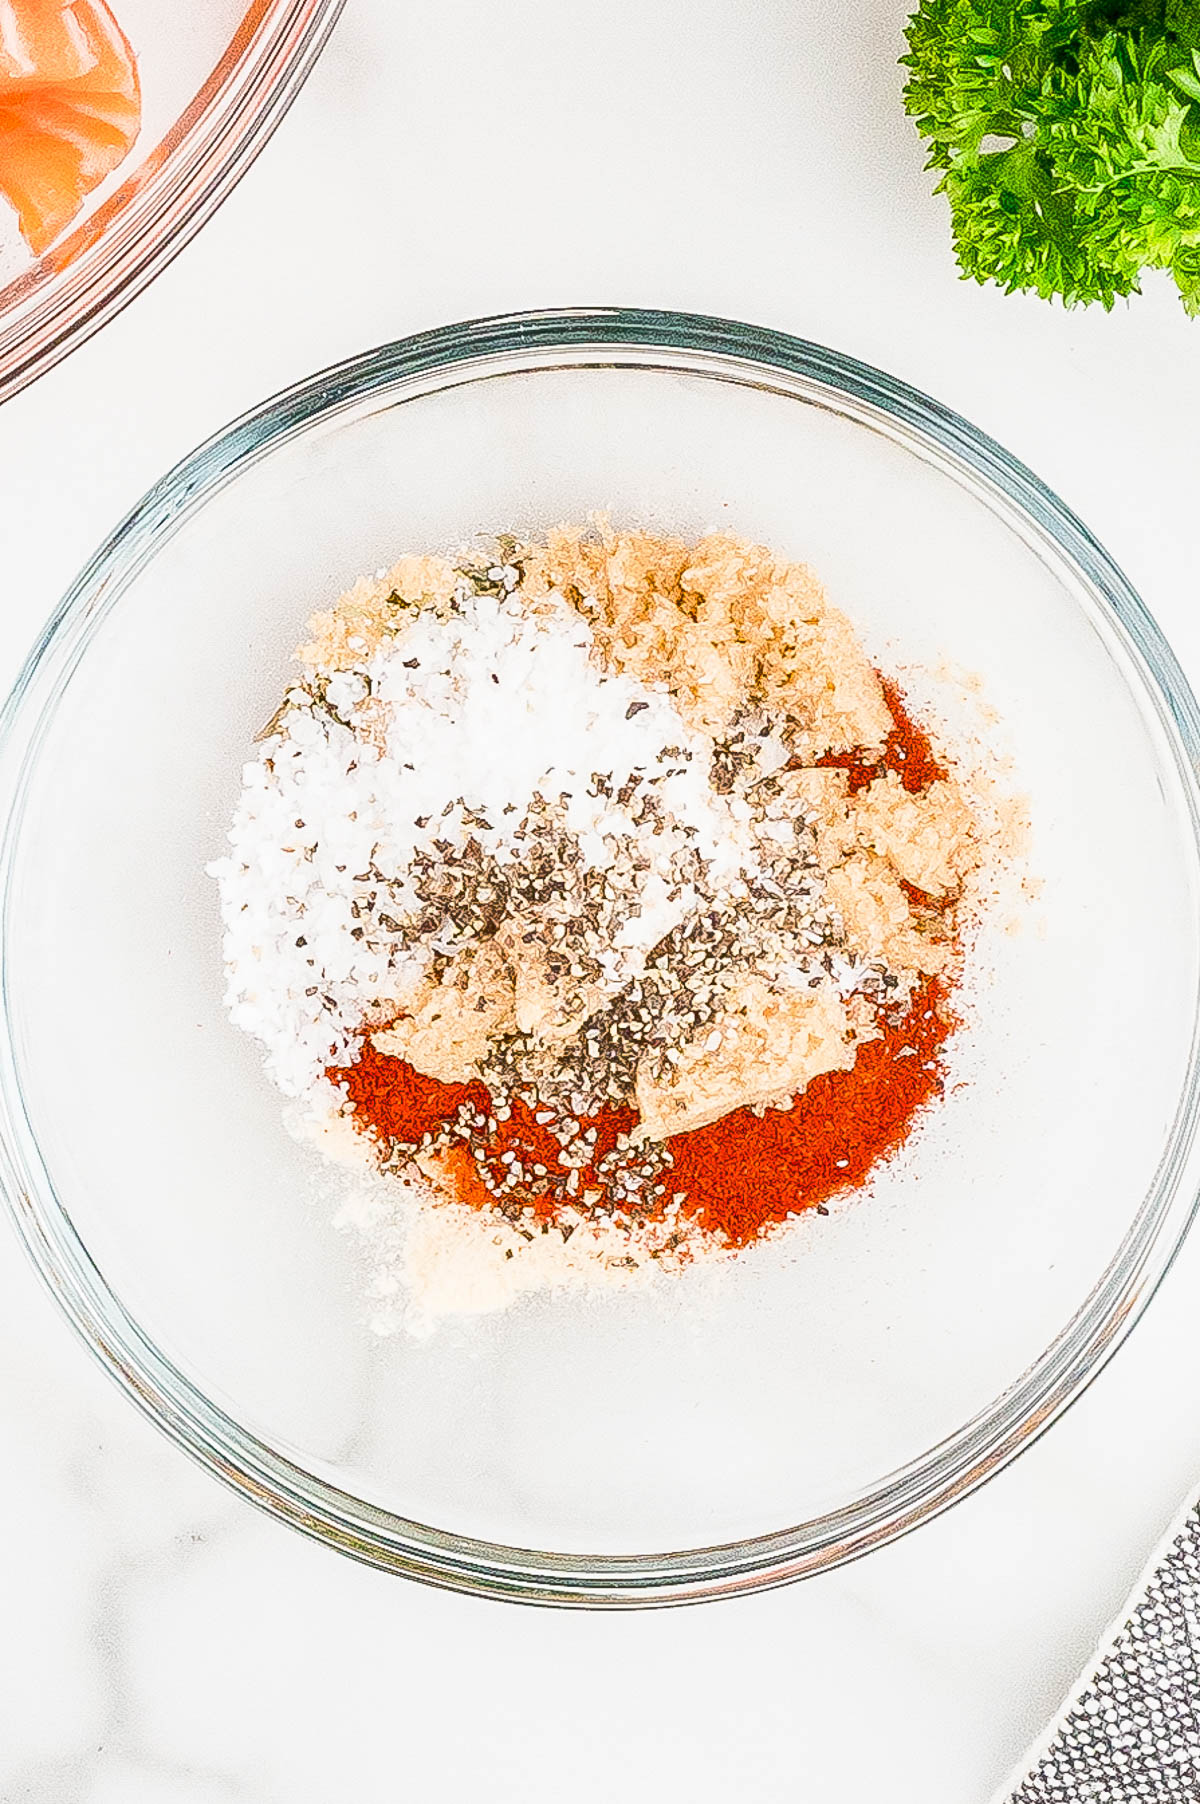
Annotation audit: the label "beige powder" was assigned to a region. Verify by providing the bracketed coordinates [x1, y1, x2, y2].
[773, 767, 859, 867]
[824, 852, 950, 976]
[850, 770, 977, 897]
[522, 523, 892, 753]
[330, 1152, 726, 1336]
[635, 975, 854, 1138]
[372, 940, 516, 1081]
[298, 554, 460, 672]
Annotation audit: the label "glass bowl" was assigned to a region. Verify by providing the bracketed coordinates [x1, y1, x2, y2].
[0, 0, 344, 405]
[3, 308, 1199, 1607]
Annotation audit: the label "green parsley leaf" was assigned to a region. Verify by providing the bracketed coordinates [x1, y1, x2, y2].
[902, 0, 1200, 311]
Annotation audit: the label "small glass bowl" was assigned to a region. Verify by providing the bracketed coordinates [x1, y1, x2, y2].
[0, 0, 344, 404]
[2, 309, 1199, 1606]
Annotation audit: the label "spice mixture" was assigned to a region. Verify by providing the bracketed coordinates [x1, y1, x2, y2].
[213, 524, 1009, 1329]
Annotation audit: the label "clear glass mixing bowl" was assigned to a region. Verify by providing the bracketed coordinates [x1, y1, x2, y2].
[2, 308, 1199, 1606]
[0, 0, 344, 404]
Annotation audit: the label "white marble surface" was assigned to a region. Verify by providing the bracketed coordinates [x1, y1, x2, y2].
[3, 2, 1200, 1798]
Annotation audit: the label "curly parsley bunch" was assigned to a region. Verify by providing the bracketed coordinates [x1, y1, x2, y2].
[902, 1, 1200, 310]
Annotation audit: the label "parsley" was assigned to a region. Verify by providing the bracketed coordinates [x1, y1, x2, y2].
[902, 0, 1200, 311]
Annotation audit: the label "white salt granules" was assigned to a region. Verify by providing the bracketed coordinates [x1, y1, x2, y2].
[211, 587, 755, 1098]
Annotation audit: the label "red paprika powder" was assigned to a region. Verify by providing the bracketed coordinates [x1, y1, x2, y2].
[663, 977, 952, 1243]
[816, 675, 948, 794]
[331, 977, 952, 1247]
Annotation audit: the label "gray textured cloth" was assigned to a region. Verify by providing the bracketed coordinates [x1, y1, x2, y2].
[1001, 1501, 1200, 1803]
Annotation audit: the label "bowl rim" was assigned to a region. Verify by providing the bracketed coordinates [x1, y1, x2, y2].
[0, 0, 346, 407]
[3, 305, 1200, 1607]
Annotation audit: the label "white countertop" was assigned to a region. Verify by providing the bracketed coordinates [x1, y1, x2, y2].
[3, 2, 1200, 1798]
